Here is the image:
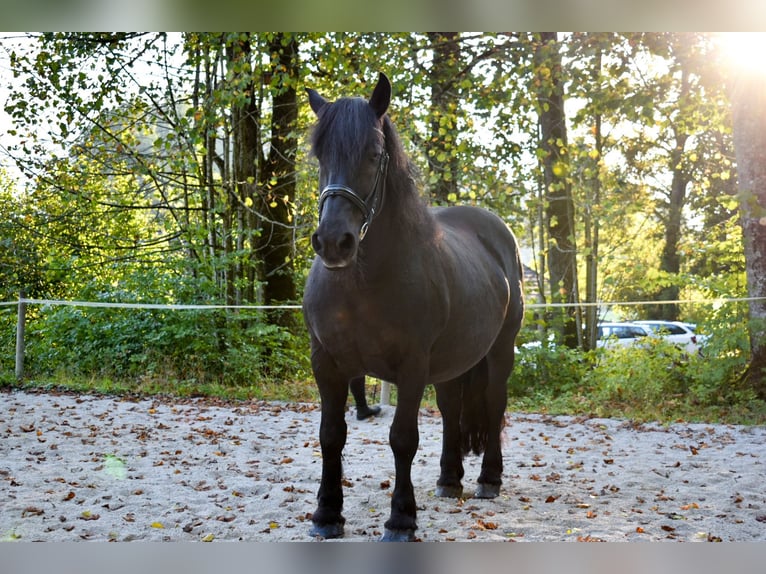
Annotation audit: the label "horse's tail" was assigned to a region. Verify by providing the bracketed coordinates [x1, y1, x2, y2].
[460, 362, 491, 456]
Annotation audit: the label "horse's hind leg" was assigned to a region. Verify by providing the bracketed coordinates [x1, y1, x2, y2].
[475, 329, 517, 499]
[434, 377, 465, 498]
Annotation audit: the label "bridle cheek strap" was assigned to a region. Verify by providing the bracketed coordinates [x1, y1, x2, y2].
[317, 152, 389, 241]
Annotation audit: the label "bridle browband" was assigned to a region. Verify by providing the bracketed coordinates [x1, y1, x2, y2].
[317, 150, 389, 241]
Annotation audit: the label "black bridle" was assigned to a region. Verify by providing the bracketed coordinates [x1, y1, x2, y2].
[318, 151, 389, 241]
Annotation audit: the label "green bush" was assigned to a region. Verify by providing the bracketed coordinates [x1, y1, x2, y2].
[685, 317, 752, 406]
[586, 338, 691, 412]
[507, 318, 765, 423]
[509, 343, 591, 407]
[23, 304, 310, 389]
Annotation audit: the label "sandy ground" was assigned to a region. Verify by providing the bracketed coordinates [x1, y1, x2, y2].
[1, 388, 765, 542]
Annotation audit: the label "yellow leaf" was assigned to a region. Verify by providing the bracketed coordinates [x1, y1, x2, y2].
[201, 533, 215, 542]
[151, 522, 165, 529]
[269, 521, 279, 529]
[244, 197, 253, 208]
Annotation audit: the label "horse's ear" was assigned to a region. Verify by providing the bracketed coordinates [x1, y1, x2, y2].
[369, 72, 391, 119]
[307, 88, 327, 116]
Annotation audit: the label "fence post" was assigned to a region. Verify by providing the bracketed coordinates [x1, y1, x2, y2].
[15, 290, 26, 381]
[381, 380, 390, 406]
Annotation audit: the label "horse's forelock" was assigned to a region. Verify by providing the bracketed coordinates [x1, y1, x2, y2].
[311, 97, 381, 169]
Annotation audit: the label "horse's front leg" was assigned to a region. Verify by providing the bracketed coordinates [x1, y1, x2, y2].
[382, 369, 427, 542]
[309, 356, 350, 539]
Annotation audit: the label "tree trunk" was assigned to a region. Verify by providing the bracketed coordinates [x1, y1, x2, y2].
[583, 41, 603, 351]
[652, 66, 691, 321]
[534, 32, 579, 348]
[228, 34, 260, 305]
[257, 33, 299, 327]
[730, 71, 766, 398]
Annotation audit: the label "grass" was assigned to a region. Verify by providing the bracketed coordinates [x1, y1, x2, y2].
[4, 372, 766, 427]
[4, 341, 766, 426]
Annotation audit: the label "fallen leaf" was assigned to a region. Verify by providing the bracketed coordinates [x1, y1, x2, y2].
[474, 520, 498, 530]
[151, 522, 165, 529]
[201, 533, 215, 542]
[22, 507, 44, 518]
[545, 495, 559, 503]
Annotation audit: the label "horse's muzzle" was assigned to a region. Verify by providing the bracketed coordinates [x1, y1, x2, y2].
[312, 229, 358, 269]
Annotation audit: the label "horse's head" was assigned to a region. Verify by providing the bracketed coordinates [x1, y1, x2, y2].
[307, 73, 391, 269]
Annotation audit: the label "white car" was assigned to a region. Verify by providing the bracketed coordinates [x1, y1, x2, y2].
[596, 322, 651, 348]
[631, 320, 708, 355]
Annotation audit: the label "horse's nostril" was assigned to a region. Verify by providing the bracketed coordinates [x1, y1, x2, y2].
[338, 232, 355, 253]
[311, 232, 323, 255]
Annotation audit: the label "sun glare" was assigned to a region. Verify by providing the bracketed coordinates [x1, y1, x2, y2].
[717, 32, 766, 78]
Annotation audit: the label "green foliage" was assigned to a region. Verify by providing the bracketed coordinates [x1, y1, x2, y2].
[587, 338, 691, 413]
[509, 317, 765, 424]
[686, 316, 751, 405]
[16, 269, 312, 394]
[509, 342, 590, 405]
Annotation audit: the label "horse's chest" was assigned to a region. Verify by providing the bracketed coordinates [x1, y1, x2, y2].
[307, 290, 414, 371]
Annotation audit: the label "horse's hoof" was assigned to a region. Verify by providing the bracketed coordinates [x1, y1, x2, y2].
[310, 522, 344, 539]
[380, 528, 416, 542]
[434, 484, 463, 498]
[356, 405, 382, 420]
[474, 483, 500, 499]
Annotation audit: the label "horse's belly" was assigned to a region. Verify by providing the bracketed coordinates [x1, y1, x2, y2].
[427, 293, 509, 383]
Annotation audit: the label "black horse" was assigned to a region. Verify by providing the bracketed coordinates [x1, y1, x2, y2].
[303, 73, 524, 542]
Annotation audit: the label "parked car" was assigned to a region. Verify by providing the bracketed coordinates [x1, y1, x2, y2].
[631, 320, 708, 355]
[596, 322, 651, 348]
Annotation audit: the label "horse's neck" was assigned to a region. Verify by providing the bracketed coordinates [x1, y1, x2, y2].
[359, 183, 435, 272]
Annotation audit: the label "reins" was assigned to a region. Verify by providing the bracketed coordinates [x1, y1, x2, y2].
[318, 150, 389, 241]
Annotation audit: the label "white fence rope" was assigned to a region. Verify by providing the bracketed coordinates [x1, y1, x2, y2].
[5, 294, 764, 405]
[2, 298, 302, 310]
[1, 296, 764, 311]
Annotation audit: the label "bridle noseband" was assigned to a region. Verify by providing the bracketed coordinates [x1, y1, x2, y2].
[318, 151, 389, 241]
